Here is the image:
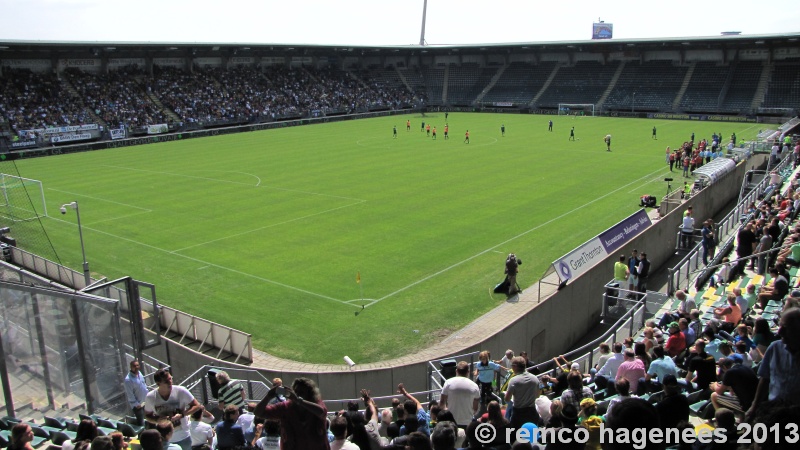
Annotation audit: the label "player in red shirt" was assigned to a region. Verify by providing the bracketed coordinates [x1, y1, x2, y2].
[464, 130, 470, 144]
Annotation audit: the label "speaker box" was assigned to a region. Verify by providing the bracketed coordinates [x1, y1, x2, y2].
[207, 370, 221, 399]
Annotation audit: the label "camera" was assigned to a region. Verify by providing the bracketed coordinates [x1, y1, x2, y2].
[60, 206, 67, 214]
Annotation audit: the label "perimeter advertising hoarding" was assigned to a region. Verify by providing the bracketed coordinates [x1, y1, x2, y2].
[552, 209, 651, 283]
[593, 22, 613, 40]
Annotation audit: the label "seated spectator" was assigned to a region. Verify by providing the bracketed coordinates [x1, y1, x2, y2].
[578, 398, 604, 450]
[9, 423, 35, 450]
[643, 327, 658, 357]
[655, 375, 689, 429]
[757, 267, 789, 309]
[541, 403, 583, 450]
[62, 419, 99, 450]
[398, 383, 431, 436]
[604, 398, 663, 450]
[640, 345, 678, 395]
[215, 405, 245, 450]
[709, 356, 758, 418]
[139, 430, 164, 450]
[713, 294, 742, 333]
[615, 350, 646, 395]
[682, 340, 716, 397]
[605, 378, 635, 421]
[252, 420, 280, 450]
[559, 370, 594, 412]
[658, 290, 695, 327]
[594, 342, 624, 392]
[189, 406, 214, 449]
[431, 421, 458, 450]
[664, 322, 686, 358]
[156, 420, 182, 450]
[644, 320, 665, 345]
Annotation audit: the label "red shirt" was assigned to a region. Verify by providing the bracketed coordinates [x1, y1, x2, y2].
[665, 331, 686, 357]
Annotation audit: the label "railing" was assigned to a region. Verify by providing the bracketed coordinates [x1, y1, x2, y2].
[667, 155, 792, 294]
[427, 297, 648, 392]
[8, 246, 253, 364]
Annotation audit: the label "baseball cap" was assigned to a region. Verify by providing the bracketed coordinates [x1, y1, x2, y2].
[571, 363, 581, 371]
[668, 321, 680, 329]
[580, 398, 597, 409]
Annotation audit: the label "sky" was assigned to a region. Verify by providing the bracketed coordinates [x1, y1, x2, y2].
[1, 0, 799, 46]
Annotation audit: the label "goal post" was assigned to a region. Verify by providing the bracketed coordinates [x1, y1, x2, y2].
[558, 103, 596, 117]
[0, 173, 47, 222]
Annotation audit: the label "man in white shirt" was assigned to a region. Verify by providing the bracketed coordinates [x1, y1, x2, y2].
[145, 369, 201, 450]
[439, 361, 479, 427]
[595, 342, 625, 394]
[681, 213, 695, 249]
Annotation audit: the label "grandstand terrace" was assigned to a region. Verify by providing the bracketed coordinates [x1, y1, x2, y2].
[1, 34, 800, 447]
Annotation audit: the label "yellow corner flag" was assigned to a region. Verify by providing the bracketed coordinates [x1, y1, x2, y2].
[356, 272, 361, 284]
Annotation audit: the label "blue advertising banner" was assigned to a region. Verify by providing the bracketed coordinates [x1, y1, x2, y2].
[552, 209, 652, 282]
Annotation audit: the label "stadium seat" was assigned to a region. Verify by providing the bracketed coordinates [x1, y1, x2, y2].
[43, 417, 67, 430]
[116, 422, 143, 439]
[49, 431, 72, 446]
[0, 430, 9, 448]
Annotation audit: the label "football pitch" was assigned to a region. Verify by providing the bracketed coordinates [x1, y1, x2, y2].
[9, 113, 763, 364]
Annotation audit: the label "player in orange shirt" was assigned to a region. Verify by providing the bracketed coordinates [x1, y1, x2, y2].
[464, 130, 470, 144]
[426, 124, 431, 137]
[444, 124, 449, 140]
[406, 119, 410, 131]
[432, 126, 437, 140]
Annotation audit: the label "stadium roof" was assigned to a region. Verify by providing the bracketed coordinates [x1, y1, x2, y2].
[1, 33, 799, 57]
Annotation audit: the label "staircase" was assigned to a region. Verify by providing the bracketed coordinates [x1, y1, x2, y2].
[474, 64, 507, 104]
[672, 62, 696, 110]
[441, 64, 451, 104]
[144, 88, 180, 124]
[750, 63, 773, 111]
[394, 66, 414, 94]
[596, 61, 626, 110]
[60, 77, 108, 129]
[529, 64, 561, 107]
[716, 62, 736, 109]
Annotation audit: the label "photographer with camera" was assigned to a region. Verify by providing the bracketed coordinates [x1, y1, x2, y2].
[505, 253, 522, 296]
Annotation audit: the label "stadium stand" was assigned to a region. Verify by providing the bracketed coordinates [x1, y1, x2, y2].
[603, 60, 687, 112]
[534, 61, 621, 109]
[445, 63, 497, 106]
[719, 60, 763, 114]
[762, 59, 800, 110]
[481, 61, 557, 106]
[678, 62, 728, 113]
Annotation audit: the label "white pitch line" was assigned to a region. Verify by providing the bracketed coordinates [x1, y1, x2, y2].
[171, 199, 366, 253]
[227, 171, 262, 187]
[101, 164, 365, 202]
[48, 187, 153, 211]
[47, 216, 358, 308]
[364, 166, 669, 307]
[84, 210, 153, 226]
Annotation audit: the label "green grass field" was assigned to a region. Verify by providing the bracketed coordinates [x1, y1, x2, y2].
[6, 113, 763, 363]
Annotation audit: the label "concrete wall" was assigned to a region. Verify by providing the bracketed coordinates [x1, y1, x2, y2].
[160, 156, 764, 401]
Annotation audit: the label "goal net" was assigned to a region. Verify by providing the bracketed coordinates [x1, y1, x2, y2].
[0, 173, 47, 222]
[558, 103, 595, 117]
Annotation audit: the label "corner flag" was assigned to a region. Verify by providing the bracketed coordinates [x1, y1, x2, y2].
[356, 272, 361, 284]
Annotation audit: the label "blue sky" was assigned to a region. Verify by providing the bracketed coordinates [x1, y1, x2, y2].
[1, 0, 798, 46]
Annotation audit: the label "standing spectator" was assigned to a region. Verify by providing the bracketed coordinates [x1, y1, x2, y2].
[746, 308, 800, 421]
[683, 340, 716, 397]
[440, 361, 479, 428]
[144, 369, 201, 450]
[680, 213, 695, 249]
[215, 405, 245, 450]
[734, 223, 757, 278]
[216, 371, 246, 411]
[613, 255, 628, 288]
[473, 351, 502, 412]
[636, 253, 650, 294]
[123, 360, 149, 426]
[253, 377, 330, 450]
[504, 356, 541, 429]
[627, 250, 639, 296]
[701, 220, 716, 265]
